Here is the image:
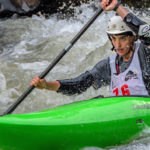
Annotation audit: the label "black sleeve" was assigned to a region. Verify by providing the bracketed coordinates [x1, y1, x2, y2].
[57, 71, 94, 95]
[89, 58, 111, 89]
[124, 13, 150, 45]
[57, 58, 111, 95]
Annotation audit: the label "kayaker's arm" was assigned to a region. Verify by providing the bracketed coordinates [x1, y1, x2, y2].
[30, 73, 94, 94]
[123, 13, 150, 45]
[30, 58, 111, 95]
[57, 58, 111, 95]
[57, 71, 94, 95]
[116, 5, 146, 35]
[117, 4, 150, 45]
[89, 58, 111, 89]
[100, 0, 150, 45]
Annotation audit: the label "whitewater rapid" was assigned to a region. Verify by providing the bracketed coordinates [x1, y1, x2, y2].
[0, 1, 150, 149]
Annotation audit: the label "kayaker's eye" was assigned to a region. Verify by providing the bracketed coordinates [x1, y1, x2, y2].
[120, 36, 127, 41]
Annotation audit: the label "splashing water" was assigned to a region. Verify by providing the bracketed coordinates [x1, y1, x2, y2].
[0, 1, 114, 114]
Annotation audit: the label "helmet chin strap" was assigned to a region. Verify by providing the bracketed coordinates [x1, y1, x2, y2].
[107, 34, 115, 51]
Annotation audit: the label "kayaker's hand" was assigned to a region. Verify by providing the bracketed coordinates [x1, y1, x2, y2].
[30, 76, 60, 91]
[30, 76, 47, 89]
[100, 0, 118, 11]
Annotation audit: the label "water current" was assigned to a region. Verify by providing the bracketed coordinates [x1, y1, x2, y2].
[0, 0, 150, 149]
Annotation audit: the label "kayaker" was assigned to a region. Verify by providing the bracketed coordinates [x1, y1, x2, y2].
[30, 0, 150, 96]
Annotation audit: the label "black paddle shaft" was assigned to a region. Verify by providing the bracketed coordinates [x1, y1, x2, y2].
[1, 8, 103, 116]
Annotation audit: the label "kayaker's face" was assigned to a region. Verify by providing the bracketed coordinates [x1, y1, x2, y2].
[110, 34, 135, 60]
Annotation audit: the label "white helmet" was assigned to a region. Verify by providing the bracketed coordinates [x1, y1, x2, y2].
[106, 16, 135, 35]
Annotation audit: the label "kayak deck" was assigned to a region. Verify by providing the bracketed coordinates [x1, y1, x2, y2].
[0, 96, 150, 150]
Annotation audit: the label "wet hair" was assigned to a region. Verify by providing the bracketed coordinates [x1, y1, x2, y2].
[109, 31, 134, 37]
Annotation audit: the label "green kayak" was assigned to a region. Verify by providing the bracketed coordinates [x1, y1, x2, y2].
[0, 96, 150, 150]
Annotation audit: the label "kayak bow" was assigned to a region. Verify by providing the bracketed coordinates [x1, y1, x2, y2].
[0, 96, 150, 150]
